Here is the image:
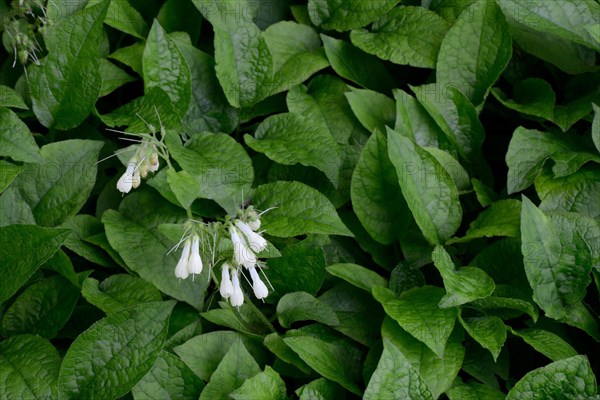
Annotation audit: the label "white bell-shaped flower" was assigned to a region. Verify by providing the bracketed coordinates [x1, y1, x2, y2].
[230, 270, 244, 307]
[174, 238, 191, 279]
[235, 220, 267, 253]
[220, 262, 234, 298]
[247, 218, 260, 231]
[116, 162, 136, 193]
[230, 226, 257, 269]
[249, 266, 268, 299]
[188, 235, 203, 275]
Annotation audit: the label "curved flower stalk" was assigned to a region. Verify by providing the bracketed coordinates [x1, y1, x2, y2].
[171, 205, 274, 308]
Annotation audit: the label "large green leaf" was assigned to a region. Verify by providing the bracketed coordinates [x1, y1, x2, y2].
[82, 274, 162, 314]
[459, 314, 506, 361]
[247, 113, 342, 187]
[491, 78, 556, 122]
[131, 351, 204, 400]
[325, 263, 388, 293]
[351, 130, 409, 244]
[0, 161, 23, 194]
[449, 199, 521, 243]
[0, 106, 41, 163]
[58, 301, 176, 399]
[30, 0, 109, 129]
[308, 0, 400, 31]
[387, 128, 462, 245]
[364, 338, 433, 400]
[0, 225, 69, 304]
[351, 6, 450, 68]
[510, 328, 578, 362]
[230, 366, 287, 400]
[283, 324, 364, 395]
[277, 292, 339, 328]
[89, 0, 147, 39]
[393, 89, 444, 149]
[437, 0, 512, 106]
[0, 335, 62, 399]
[1, 275, 80, 338]
[252, 181, 352, 237]
[0, 140, 103, 227]
[102, 191, 205, 309]
[199, 341, 261, 400]
[373, 286, 457, 357]
[446, 379, 505, 400]
[59, 214, 112, 267]
[143, 21, 191, 113]
[520, 196, 592, 320]
[506, 356, 597, 399]
[345, 89, 395, 133]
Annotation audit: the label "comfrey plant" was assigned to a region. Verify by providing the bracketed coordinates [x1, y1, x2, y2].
[170, 206, 272, 307]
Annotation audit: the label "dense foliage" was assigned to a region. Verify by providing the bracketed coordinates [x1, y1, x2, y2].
[0, 0, 599, 399]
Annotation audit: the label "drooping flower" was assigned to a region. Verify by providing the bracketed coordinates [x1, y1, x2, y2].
[116, 162, 136, 193]
[230, 226, 257, 269]
[230, 270, 244, 307]
[235, 220, 267, 253]
[174, 238, 191, 279]
[188, 234, 203, 275]
[248, 266, 268, 299]
[220, 262, 234, 298]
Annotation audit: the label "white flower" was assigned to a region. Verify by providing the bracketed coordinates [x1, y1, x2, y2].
[230, 270, 244, 307]
[148, 152, 160, 172]
[249, 266, 268, 299]
[247, 218, 260, 231]
[131, 167, 141, 189]
[116, 162, 136, 193]
[188, 235, 203, 275]
[220, 262, 234, 298]
[235, 220, 267, 253]
[230, 226, 257, 269]
[174, 238, 191, 279]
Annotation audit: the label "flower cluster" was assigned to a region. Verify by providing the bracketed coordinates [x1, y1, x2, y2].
[2, 0, 50, 67]
[173, 206, 271, 307]
[116, 141, 160, 194]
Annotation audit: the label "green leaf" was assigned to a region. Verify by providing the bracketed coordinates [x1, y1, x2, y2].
[387, 128, 462, 245]
[0, 140, 104, 227]
[510, 328, 578, 362]
[175, 41, 238, 134]
[432, 246, 495, 307]
[131, 351, 204, 400]
[381, 317, 465, 398]
[246, 113, 342, 187]
[496, 0, 600, 52]
[346, 89, 395, 133]
[277, 292, 339, 328]
[283, 324, 364, 395]
[0, 335, 61, 399]
[350, 6, 450, 68]
[450, 199, 521, 243]
[98, 58, 136, 97]
[0, 85, 28, 109]
[82, 274, 162, 314]
[59, 214, 112, 267]
[471, 295, 539, 322]
[102, 191, 205, 309]
[89, 0, 147, 39]
[491, 78, 556, 121]
[393, 89, 444, 149]
[253, 181, 352, 237]
[325, 263, 388, 292]
[108, 42, 145, 76]
[437, 0, 512, 106]
[423, 147, 470, 192]
[446, 379, 505, 400]
[175, 331, 266, 382]
[0, 106, 41, 163]
[30, 0, 109, 129]
[230, 366, 287, 400]
[58, 301, 176, 400]
[168, 133, 253, 212]
[411, 84, 485, 162]
[459, 314, 506, 361]
[1, 275, 80, 338]
[506, 127, 600, 194]
[199, 341, 261, 400]
[143, 20, 191, 113]
[520, 196, 593, 319]
[471, 179, 498, 208]
[308, 0, 400, 31]
[351, 130, 409, 244]
[364, 338, 433, 400]
[372, 286, 457, 357]
[0, 161, 23, 194]
[166, 168, 199, 210]
[321, 35, 395, 93]
[593, 104, 600, 153]
[296, 378, 345, 400]
[506, 355, 598, 400]
[0, 225, 69, 304]
[264, 333, 312, 374]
